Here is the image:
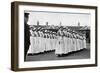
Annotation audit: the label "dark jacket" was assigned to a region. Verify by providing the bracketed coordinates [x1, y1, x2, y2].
[24, 23, 30, 60]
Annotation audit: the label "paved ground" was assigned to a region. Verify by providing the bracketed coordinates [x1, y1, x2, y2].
[25, 48, 90, 61]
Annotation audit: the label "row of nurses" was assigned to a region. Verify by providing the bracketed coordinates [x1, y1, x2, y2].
[27, 29, 57, 55]
[27, 27, 86, 57]
[55, 28, 87, 56]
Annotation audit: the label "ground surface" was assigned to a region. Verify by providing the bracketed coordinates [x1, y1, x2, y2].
[25, 43, 90, 61]
[25, 49, 90, 61]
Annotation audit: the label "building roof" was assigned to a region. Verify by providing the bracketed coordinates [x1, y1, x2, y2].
[67, 26, 90, 31]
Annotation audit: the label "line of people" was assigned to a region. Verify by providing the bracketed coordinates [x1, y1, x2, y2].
[27, 28, 56, 55]
[27, 27, 86, 57]
[55, 28, 86, 56]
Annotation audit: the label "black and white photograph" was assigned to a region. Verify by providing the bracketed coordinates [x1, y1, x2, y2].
[11, 1, 97, 71]
[24, 11, 90, 61]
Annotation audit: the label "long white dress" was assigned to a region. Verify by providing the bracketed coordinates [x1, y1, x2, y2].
[39, 31, 44, 53]
[82, 36, 84, 49]
[37, 32, 41, 53]
[62, 36, 65, 55]
[46, 34, 50, 51]
[78, 36, 81, 50]
[71, 34, 75, 52]
[60, 31, 65, 55]
[44, 33, 47, 52]
[81, 36, 83, 50]
[35, 32, 40, 53]
[46, 33, 50, 52]
[48, 34, 51, 51]
[67, 32, 70, 53]
[40, 32, 44, 53]
[55, 35, 59, 55]
[52, 34, 55, 51]
[50, 34, 52, 51]
[44, 33, 47, 51]
[55, 34, 58, 52]
[77, 35, 80, 51]
[70, 33, 73, 52]
[74, 34, 77, 51]
[83, 36, 86, 48]
[53, 34, 57, 51]
[42, 33, 46, 52]
[64, 35, 67, 54]
[28, 30, 35, 54]
[73, 33, 76, 51]
[63, 31, 67, 54]
[58, 36, 63, 54]
[55, 31, 63, 55]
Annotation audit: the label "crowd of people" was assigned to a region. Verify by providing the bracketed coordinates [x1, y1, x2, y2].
[27, 26, 86, 57]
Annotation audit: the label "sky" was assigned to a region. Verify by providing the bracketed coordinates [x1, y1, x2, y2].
[26, 11, 91, 26]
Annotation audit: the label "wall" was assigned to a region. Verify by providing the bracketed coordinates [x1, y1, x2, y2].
[0, 0, 99, 73]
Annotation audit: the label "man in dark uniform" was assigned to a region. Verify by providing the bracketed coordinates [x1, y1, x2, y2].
[24, 13, 30, 61]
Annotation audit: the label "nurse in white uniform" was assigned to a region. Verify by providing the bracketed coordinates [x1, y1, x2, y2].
[28, 28, 34, 55]
[67, 30, 70, 53]
[63, 30, 67, 54]
[44, 30, 48, 52]
[38, 30, 41, 53]
[73, 32, 76, 51]
[39, 30, 44, 53]
[35, 31, 39, 54]
[55, 29, 61, 56]
[47, 31, 50, 51]
[74, 32, 77, 51]
[71, 32, 75, 52]
[83, 35, 86, 49]
[42, 30, 45, 52]
[69, 31, 72, 52]
[53, 32, 56, 51]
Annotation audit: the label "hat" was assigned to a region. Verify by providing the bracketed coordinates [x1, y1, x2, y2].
[24, 13, 29, 17]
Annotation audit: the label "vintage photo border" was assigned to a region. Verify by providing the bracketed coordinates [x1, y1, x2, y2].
[11, 1, 98, 71]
